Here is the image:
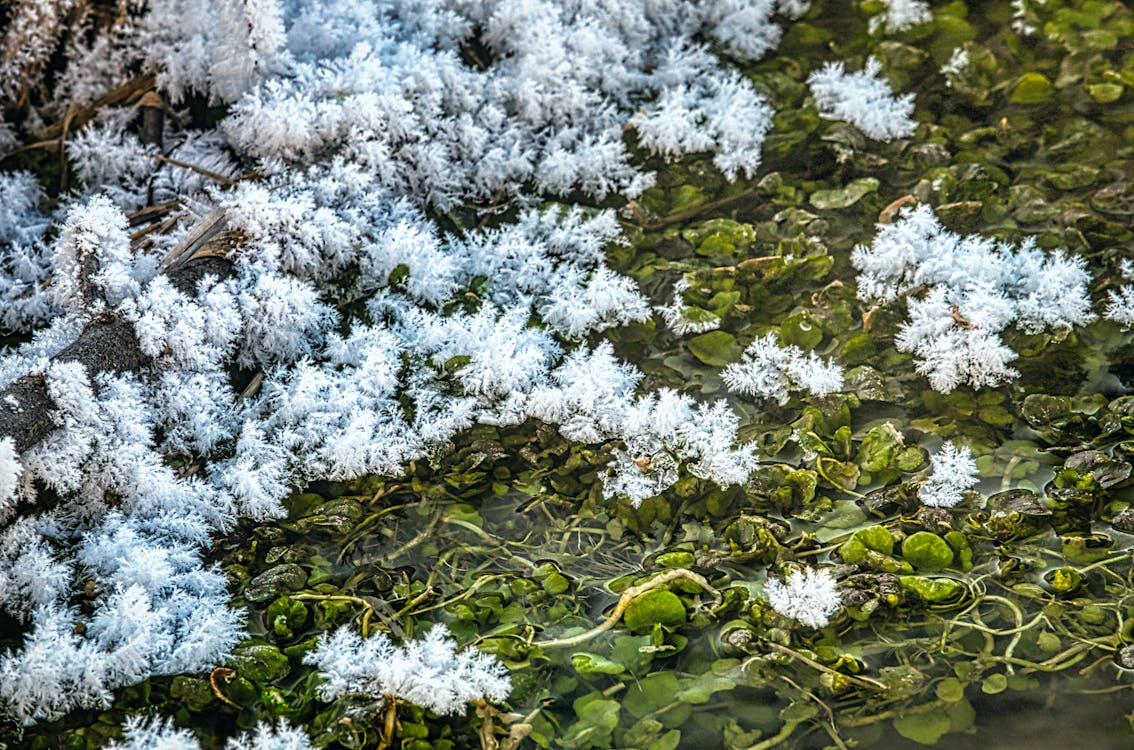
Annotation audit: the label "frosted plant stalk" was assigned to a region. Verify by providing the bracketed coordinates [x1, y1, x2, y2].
[1104, 259, 1134, 328]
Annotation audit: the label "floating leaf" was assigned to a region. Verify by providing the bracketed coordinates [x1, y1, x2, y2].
[623, 673, 683, 719]
[981, 673, 1008, 694]
[935, 677, 966, 703]
[1044, 567, 1083, 594]
[810, 178, 880, 209]
[676, 673, 737, 704]
[1010, 73, 1054, 104]
[571, 652, 626, 675]
[902, 532, 955, 571]
[1088, 82, 1124, 103]
[687, 331, 741, 366]
[899, 575, 966, 603]
[623, 589, 687, 634]
[894, 710, 951, 745]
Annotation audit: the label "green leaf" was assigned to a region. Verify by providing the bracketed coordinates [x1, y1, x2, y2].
[1010, 73, 1054, 104]
[623, 673, 681, 718]
[902, 532, 955, 571]
[780, 311, 824, 349]
[571, 652, 626, 675]
[648, 730, 681, 750]
[944, 531, 973, 570]
[899, 575, 966, 603]
[655, 551, 695, 569]
[675, 673, 736, 704]
[623, 589, 687, 634]
[1087, 82, 1123, 103]
[810, 178, 879, 209]
[779, 700, 819, 723]
[1044, 567, 1083, 594]
[855, 423, 905, 472]
[893, 710, 951, 745]
[981, 673, 1008, 694]
[935, 677, 966, 703]
[839, 525, 894, 563]
[687, 331, 741, 366]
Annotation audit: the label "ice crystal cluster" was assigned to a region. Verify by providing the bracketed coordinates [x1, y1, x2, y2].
[305, 624, 511, 712]
[765, 566, 841, 629]
[853, 205, 1095, 392]
[869, 0, 931, 33]
[107, 716, 314, 750]
[919, 441, 980, 508]
[1104, 259, 1134, 329]
[0, 0, 879, 727]
[807, 56, 917, 141]
[722, 333, 844, 404]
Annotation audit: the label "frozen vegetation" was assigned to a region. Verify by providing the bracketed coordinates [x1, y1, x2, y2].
[0, 0, 820, 727]
[852, 205, 1095, 392]
[0, 0, 1129, 745]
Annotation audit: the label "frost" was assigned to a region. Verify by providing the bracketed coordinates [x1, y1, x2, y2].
[51, 194, 146, 314]
[107, 716, 199, 750]
[808, 56, 916, 141]
[0, 437, 20, 515]
[1106, 286, 1134, 329]
[1104, 260, 1134, 329]
[941, 47, 970, 78]
[0, 171, 55, 331]
[106, 716, 315, 750]
[853, 205, 1094, 392]
[225, 721, 316, 750]
[869, 0, 931, 33]
[722, 333, 844, 404]
[765, 566, 841, 629]
[919, 442, 979, 508]
[304, 624, 511, 713]
[0, 0, 806, 727]
[657, 278, 722, 335]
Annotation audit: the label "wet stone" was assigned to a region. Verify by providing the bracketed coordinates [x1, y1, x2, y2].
[244, 564, 308, 603]
[987, 489, 1048, 516]
[1111, 509, 1134, 534]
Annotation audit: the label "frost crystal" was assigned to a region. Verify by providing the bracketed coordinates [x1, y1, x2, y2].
[1105, 261, 1134, 329]
[807, 56, 916, 141]
[853, 205, 1095, 392]
[941, 47, 970, 77]
[0, 0, 798, 726]
[1106, 286, 1134, 329]
[107, 716, 199, 750]
[0, 437, 20, 513]
[225, 721, 316, 750]
[656, 278, 721, 335]
[722, 333, 843, 404]
[765, 567, 841, 629]
[304, 624, 511, 714]
[869, 0, 931, 33]
[919, 442, 979, 508]
[106, 716, 314, 750]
